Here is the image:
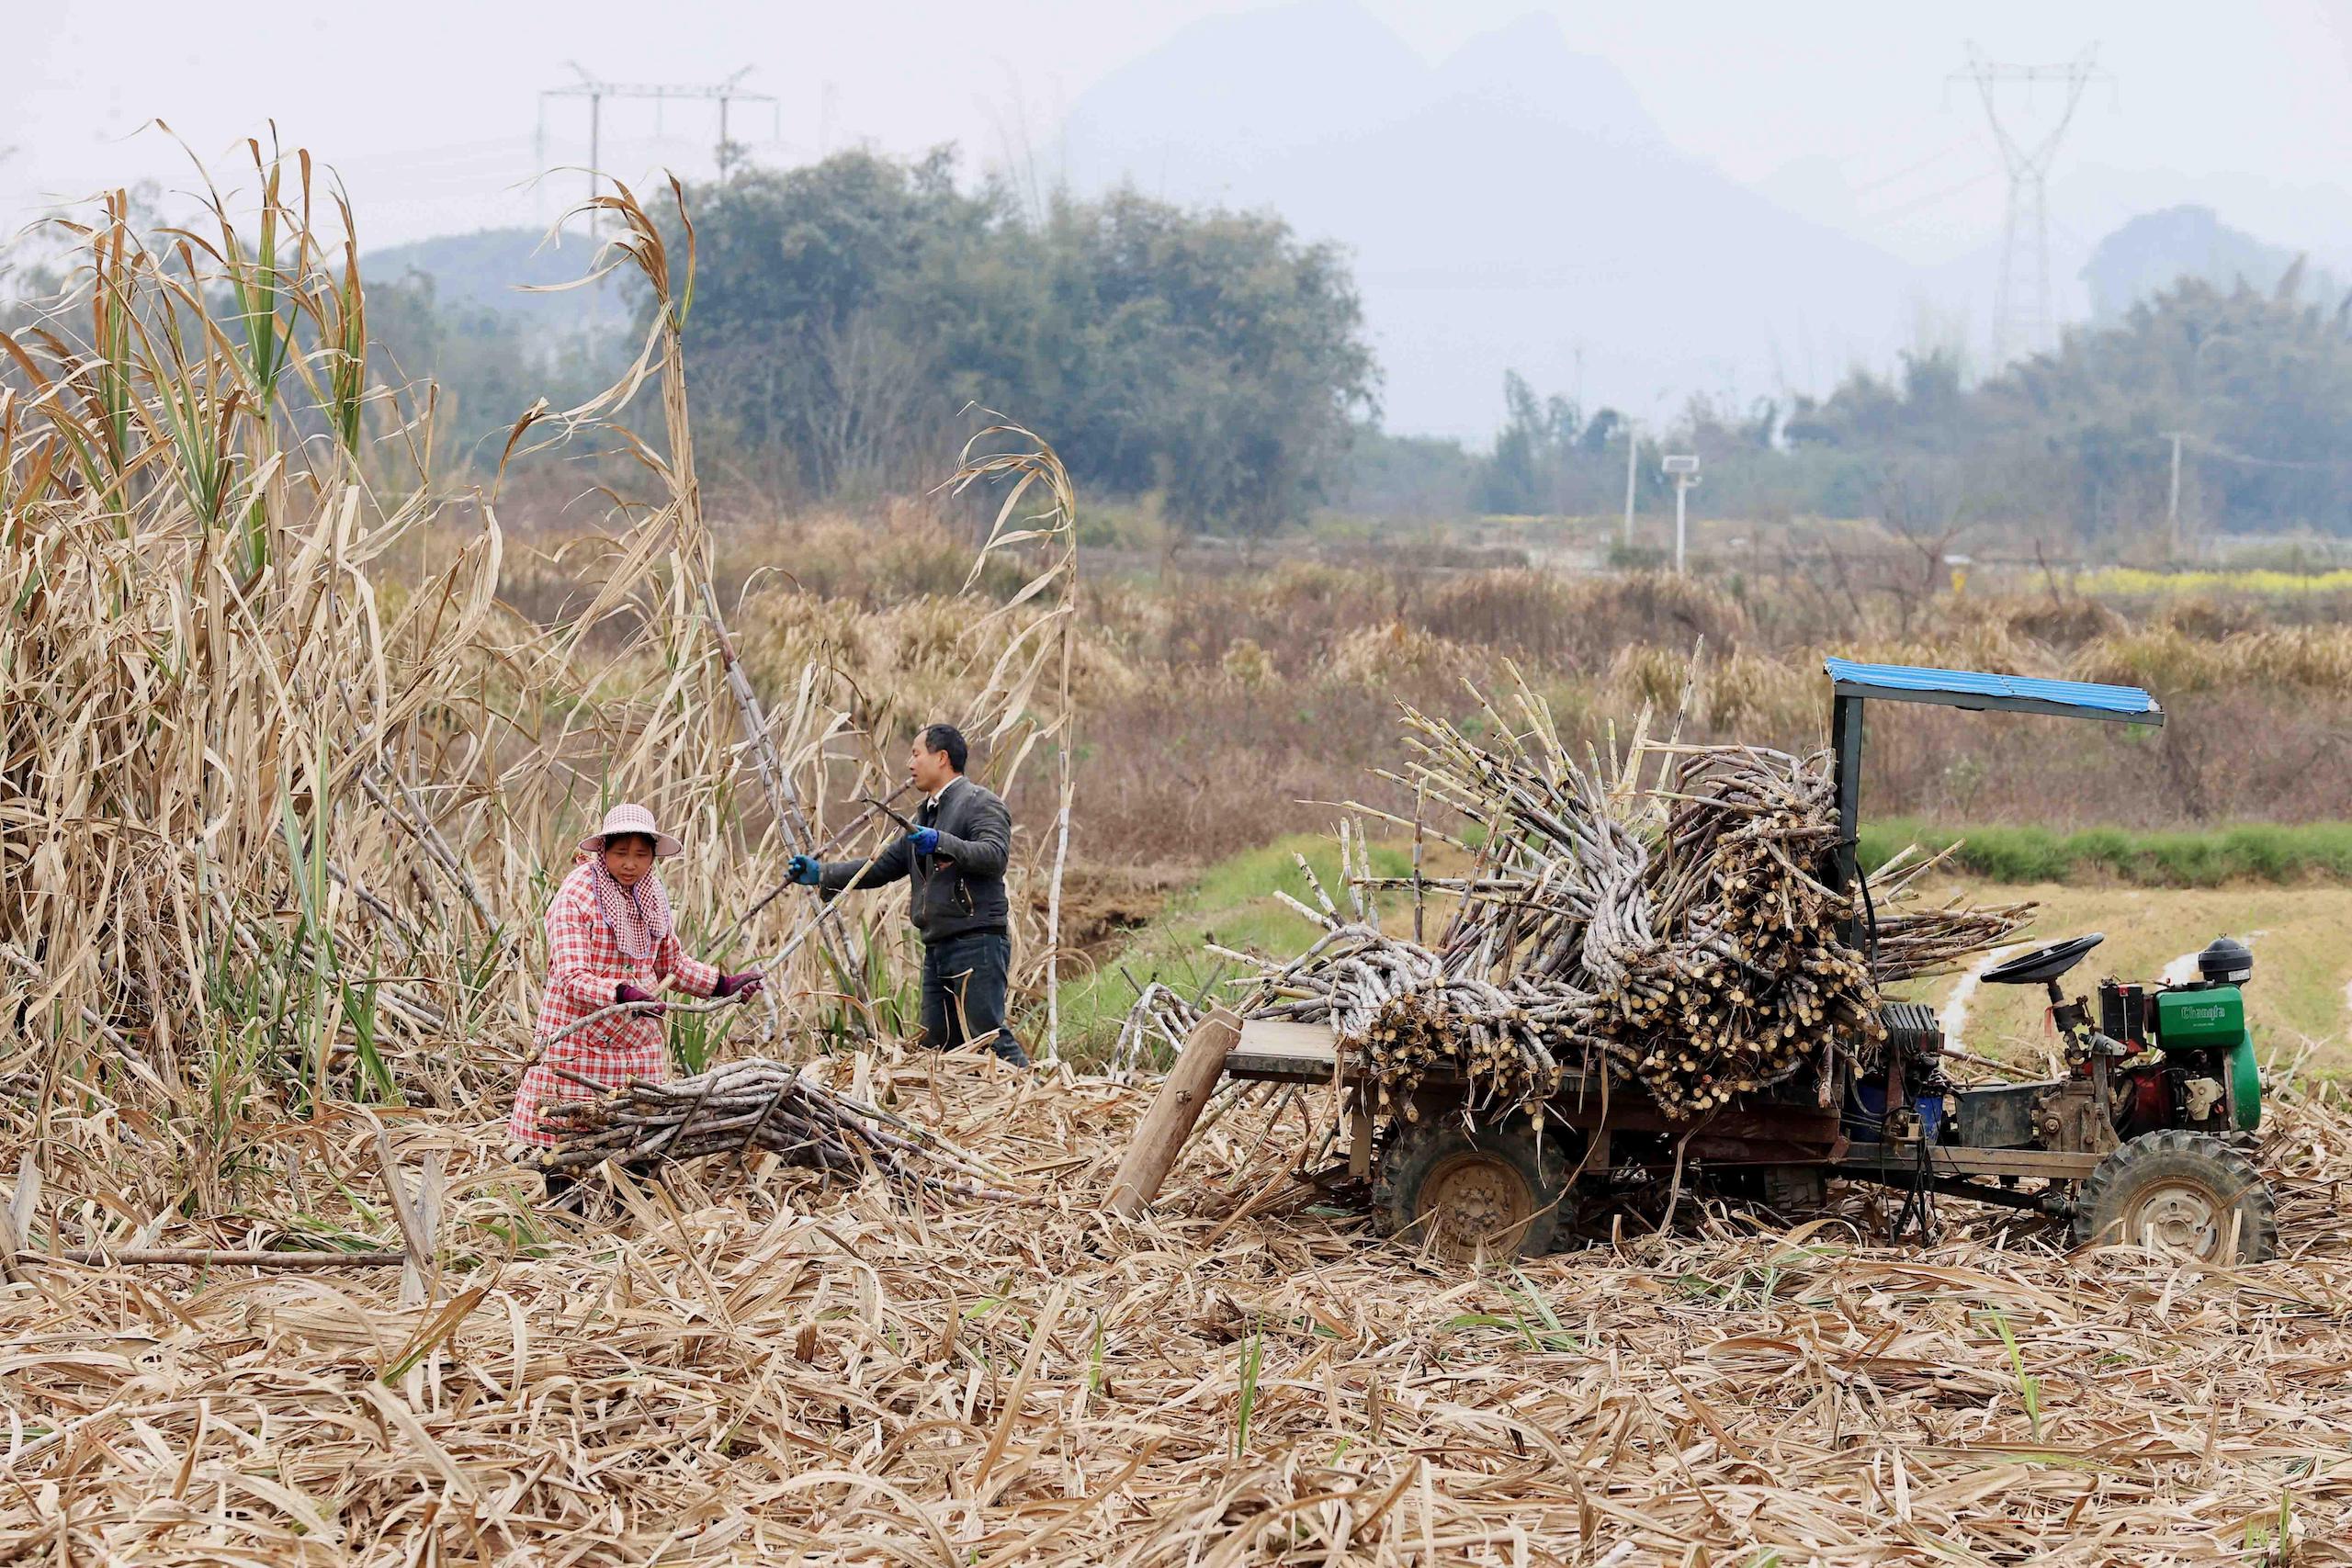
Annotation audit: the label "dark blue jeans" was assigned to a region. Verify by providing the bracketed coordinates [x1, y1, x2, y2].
[921, 931, 1029, 1065]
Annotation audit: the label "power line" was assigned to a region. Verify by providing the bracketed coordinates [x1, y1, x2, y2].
[537, 64, 779, 222]
[1862, 165, 1998, 224]
[2124, 431, 2351, 473]
[1849, 136, 1977, 197]
[1952, 43, 2112, 366]
[2185, 434, 2352, 473]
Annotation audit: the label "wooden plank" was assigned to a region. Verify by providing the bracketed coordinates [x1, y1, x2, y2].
[1552, 1099, 1838, 1145]
[1837, 1143, 2100, 1180]
[1224, 1018, 1340, 1083]
[1106, 1006, 1242, 1219]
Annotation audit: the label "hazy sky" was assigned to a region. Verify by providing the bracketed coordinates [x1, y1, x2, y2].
[10, 0, 2352, 438]
[10, 0, 2351, 260]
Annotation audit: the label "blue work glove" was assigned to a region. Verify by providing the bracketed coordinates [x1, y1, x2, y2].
[786, 854, 821, 886]
[909, 826, 941, 857]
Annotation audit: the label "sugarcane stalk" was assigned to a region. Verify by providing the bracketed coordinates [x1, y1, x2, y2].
[537, 1054, 1025, 1201]
[1134, 672, 2032, 1124]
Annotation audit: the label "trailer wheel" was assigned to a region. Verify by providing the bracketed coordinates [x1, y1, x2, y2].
[1374, 1122, 1566, 1261]
[2072, 1129, 2277, 1263]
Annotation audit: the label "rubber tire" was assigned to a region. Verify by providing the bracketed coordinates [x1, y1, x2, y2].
[2072, 1129, 2278, 1263]
[1373, 1121, 1567, 1261]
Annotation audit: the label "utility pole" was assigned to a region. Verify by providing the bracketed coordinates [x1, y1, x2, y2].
[1953, 44, 2110, 365]
[1663, 455, 1700, 575]
[539, 63, 778, 223]
[589, 89, 602, 204]
[1621, 422, 1639, 552]
[2165, 429, 2185, 558]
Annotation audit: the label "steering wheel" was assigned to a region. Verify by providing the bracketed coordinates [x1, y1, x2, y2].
[1979, 932, 2105, 987]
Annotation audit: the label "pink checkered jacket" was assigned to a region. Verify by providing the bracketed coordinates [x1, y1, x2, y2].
[508, 860, 718, 1148]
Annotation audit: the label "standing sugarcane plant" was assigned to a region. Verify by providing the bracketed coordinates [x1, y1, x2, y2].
[1, 139, 1102, 1180]
[0, 141, 498, 1116]
[948, 420, 1080, 1064]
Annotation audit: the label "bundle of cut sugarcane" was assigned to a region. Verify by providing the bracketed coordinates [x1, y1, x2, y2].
[537, 1058, 1019, 1200]
[1241, 920, 1615, 1119]
[1168, 674, 2031, 1122]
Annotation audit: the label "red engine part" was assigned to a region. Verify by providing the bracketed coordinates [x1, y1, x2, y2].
[2114, 1066, 2175, 1139]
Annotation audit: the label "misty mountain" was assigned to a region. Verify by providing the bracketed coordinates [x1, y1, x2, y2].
[1057, 0, 1924, 441]
[2083, 205, 2345, 322]
[363, 226, 635, 336]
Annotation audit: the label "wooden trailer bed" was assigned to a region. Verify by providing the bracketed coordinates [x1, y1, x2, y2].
[1222, 1019, 2096, 1189]
[1224, 1018, 1617, 1102]
[1218, 1017, 1767, 1180]
[1105, 1007, 2102, 1258]
[1222, 1019, 1342, 1083]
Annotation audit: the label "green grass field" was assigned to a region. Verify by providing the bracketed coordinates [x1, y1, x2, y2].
[1860, 819, 2352, 886]
[1056, 834, 1473, 1066]
[1908, 881, 2352, 1075]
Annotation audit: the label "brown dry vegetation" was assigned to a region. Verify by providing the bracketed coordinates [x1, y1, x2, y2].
[0, 149, 1104, 1206]
[551, 519, 2352, 867]
[8, 1056, 2352, 1564]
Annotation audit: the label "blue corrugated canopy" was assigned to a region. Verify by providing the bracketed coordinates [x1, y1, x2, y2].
[1824, 657, 2162, 725]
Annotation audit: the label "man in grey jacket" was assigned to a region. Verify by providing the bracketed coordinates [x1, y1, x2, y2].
[787, 724, 1031, 1066]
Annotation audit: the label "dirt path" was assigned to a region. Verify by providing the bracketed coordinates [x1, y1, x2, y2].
[1939, 942, 2025, 1044]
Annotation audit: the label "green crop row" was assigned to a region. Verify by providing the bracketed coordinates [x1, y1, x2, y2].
[1860, 819, 2352, 886]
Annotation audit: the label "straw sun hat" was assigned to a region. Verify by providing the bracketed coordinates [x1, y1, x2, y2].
[577, 802, 684, 858]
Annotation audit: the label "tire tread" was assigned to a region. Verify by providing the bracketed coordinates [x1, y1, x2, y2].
[1373, 1122, 1569, 1259]
[2072, 1128, 2277, 1262]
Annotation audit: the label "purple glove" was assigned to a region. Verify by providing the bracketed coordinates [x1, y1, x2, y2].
[615, 982, 665, 1017]
[715, 971, 764, 999]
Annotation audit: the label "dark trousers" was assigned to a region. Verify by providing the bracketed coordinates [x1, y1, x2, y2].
[921, 931, 1028, 1065]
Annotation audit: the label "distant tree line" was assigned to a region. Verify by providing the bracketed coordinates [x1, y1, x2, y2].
[1349, 267, 2352, 540]
[357, 149, 1375, 530]
[352, 145, 2351, 540]
[639, 149, 1375, 532]
[368, 276, 621, 463]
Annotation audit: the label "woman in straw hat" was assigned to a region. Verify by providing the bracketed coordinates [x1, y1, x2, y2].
[509, 803, 762, 1190]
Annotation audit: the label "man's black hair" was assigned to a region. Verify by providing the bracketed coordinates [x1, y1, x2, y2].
[921, 722, 968, 774]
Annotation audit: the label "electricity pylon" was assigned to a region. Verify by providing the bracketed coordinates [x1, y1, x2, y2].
[538, 64, 778, 221]
[1953, 43, 2110, 365]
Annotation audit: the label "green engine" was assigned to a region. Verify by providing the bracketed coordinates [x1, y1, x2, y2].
[2155, 985, 2243, 1048]
[2147, 939, 2261, 1134]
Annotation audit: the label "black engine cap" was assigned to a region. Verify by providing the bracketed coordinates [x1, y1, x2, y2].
[2197, 936, 2254, 986]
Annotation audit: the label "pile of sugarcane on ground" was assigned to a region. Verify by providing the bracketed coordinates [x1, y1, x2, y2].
[536, 1058, 1021, 1200]
[1138, 681, 2031, 1122]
